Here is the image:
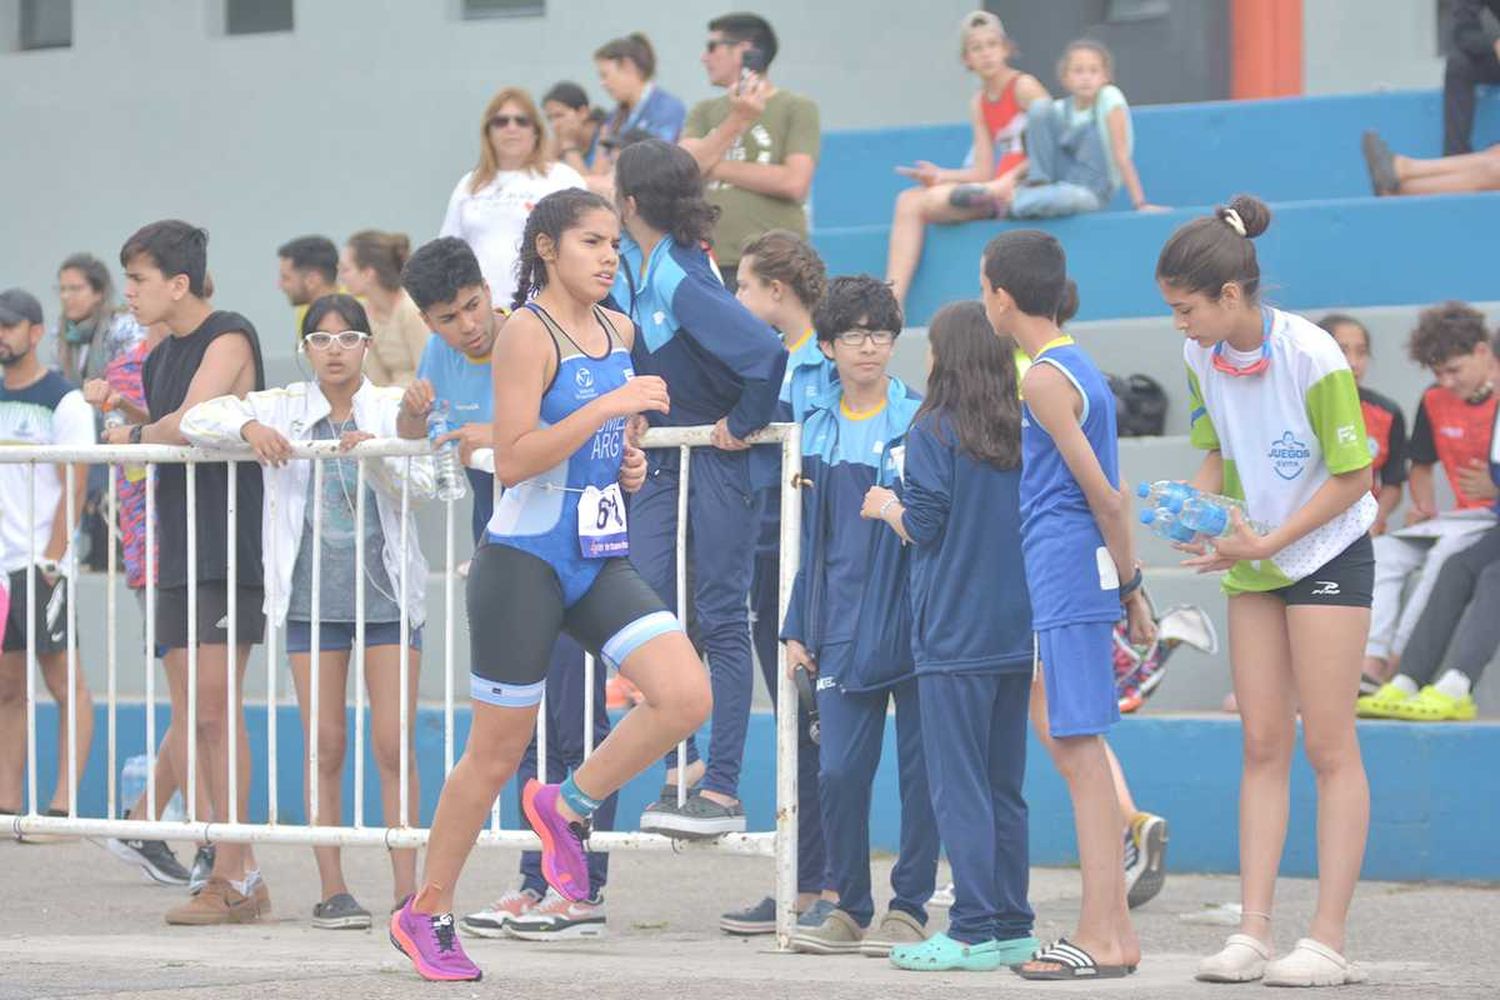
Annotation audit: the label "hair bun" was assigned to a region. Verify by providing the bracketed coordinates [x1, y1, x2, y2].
[1221, 195, 1271, 239]
[1056, 278, 1080, 324]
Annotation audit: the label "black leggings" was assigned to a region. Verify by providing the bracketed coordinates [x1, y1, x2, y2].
[1399, 525, 1500, 686]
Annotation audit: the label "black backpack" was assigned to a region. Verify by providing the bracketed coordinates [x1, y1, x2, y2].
[1107, 373, 1169, 437]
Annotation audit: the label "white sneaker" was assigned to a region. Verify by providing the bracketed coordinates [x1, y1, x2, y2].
[460, 887, 542, 938]
[504, 888, 607, 941]
[1196, 933, 1271, 983]
[929, 883, 955, 909]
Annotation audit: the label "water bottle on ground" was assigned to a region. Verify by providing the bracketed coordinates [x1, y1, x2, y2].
[427, 400, 467, 502]
[1177, 495, 1271, 538]
[1136, 480, 1199, 509]
[1140, 507, 1200, 544]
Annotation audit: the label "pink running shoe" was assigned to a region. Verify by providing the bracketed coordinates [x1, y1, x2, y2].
[389, 896, 482, 982]
[521, 780, 592, 903]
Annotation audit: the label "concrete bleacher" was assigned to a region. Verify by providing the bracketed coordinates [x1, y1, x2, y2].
[812, 88, 1500, 326]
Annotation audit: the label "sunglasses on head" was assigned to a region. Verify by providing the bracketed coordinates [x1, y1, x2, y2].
[488, 113, 532, 130]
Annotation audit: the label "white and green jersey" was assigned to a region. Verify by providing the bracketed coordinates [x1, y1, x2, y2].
[1185, 307, 1376, 592]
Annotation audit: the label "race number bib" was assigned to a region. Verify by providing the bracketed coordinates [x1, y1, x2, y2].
[578, 483, 629, 559]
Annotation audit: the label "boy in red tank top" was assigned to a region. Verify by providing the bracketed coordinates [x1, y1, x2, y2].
[1361, 302, 1498, 692]
[884, 12, 1047, 310]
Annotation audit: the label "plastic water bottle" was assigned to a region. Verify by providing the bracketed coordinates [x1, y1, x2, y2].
[1136, 480, 1198, 509]
[427, 401, 467, 502]
[1178, 495, 1270, 538]
[105, 404, 146, 483]
[119, 753, 184, 821]
[1139, 507, 1200, 544]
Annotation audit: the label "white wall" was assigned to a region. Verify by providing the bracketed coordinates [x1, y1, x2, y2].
[1303, 0, 1445, 95]
[0, 0, 974, 363]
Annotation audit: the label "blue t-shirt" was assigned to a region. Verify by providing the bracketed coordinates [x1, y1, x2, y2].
[418, 334, 492, 426]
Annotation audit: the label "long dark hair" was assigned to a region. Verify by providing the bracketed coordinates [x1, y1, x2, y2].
[615, 139, 719, 247]
[916, 300, 1020, 469]
[512, 188, 617, 310]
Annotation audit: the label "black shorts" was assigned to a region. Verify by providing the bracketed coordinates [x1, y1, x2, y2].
[156, 584, 267, 649]
[2, 567, 70, 655]
[466, 543, 680, 708]
[1269, 534, 1375, 608]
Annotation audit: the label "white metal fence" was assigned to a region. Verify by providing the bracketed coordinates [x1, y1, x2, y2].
[1, 423, 803, 943]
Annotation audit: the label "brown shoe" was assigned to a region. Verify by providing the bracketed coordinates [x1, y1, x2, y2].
[252, 877, 272, 917]
[165, 877, 262, 925]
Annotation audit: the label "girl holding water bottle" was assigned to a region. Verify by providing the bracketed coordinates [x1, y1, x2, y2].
[1156, 195, 1376, 988]
[182, 294, 433, 928]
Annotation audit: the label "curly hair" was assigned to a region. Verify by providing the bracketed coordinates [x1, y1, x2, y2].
[511, 188, 618, 310]
[1407, 301, 1491, 368]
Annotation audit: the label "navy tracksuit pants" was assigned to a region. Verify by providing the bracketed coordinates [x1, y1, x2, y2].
[816, 643, 939, 928]
[516, 634, 618, 899]
[630, 450, 758, 799]
[753, 547, 829, 893]
[918, 670, 1034, 944]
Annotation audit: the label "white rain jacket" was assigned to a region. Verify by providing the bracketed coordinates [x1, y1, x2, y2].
[180, 379, 432, 628]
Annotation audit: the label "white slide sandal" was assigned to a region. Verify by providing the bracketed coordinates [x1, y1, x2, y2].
[1196, 933, 1271, 983]
[1263, 937, 1367, 987]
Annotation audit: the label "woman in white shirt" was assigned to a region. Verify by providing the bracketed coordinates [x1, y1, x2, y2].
[440, 87, 586, 310]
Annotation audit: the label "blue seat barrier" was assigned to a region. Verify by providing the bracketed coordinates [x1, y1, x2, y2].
[816, 193, 1500, 325]
[25, 704, 1500, 882]
[813, 87, 1500, 231]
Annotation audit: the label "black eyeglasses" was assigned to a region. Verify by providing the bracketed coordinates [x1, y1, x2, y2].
[835, 329, 897, 347]
[488, 114, 532, 130]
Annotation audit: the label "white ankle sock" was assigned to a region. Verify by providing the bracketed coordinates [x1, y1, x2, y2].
[1391, 675, 1419, 696]
[1434, 670, 1472, 698]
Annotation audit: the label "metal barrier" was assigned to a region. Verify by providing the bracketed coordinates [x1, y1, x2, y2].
[1, 422, 803, 944]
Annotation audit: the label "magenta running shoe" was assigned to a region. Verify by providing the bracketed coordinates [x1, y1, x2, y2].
[389, 895, 482, 982]
[522, 779, 592, 902]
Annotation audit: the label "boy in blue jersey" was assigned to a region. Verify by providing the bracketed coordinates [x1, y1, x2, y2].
[610, 140, 787, 839]
[781, 276, 938, 957]
[402, 237, 618, 939]
[980, 231, 1154, 981]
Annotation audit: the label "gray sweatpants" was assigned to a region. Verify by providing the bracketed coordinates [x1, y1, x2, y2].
[1399, 525, 1500, 686]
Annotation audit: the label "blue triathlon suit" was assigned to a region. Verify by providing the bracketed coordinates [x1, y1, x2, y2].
[466, 302, 681, 708]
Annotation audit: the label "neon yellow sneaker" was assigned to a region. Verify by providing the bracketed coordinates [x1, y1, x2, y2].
[1356, 682, 1414, 719]
[1386, 685, 1477, 722]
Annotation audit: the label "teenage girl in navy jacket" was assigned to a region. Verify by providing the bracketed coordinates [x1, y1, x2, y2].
[863, 301, 1038, 971]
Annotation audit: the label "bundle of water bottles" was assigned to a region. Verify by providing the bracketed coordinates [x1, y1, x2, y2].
[1136, 480, 1268, 544]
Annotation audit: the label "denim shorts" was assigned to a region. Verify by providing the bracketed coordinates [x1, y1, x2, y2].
[284, 619, 423, 654]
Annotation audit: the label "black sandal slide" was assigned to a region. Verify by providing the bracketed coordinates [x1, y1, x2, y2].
[1014, 939, 1136, 981]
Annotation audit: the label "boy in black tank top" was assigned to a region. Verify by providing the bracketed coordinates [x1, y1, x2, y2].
[113, 220, 271, 925]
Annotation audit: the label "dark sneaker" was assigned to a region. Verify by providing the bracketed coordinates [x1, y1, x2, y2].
[313, 892, 372, 930]
[1361, 130, 1399, 196]
[640, 791, 746, 840]
[797, 898, 836, 927]
[789, 906, 865, 955]
[104, 837, 191, 885]
[521, 780, 592, 902]
[720, 896, 777, 936]
[389, 896, 482, 982]
[1125, 812, 1169, 910]
[189, 845, 215, 895]
[504, 889, 607, 941]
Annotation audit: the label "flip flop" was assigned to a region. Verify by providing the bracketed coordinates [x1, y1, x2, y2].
[1013, 938, 1135, 980]
[1361, 131, 1399, 196]
[1263, 938, 1367, 987]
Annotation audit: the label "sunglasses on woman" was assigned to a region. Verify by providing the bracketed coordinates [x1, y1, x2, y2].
[488, 114, 532, 130]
